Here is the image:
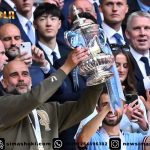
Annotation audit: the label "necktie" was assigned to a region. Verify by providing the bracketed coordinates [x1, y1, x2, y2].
[140, 57, 150, 76]
[26, 21, 35, 44]
[113, 33, 123, 45]
[51, 51, 58, 64]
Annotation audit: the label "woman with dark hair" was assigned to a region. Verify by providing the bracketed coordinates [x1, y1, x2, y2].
[113, 49, 136, 95]
[113, 49, 149, 133]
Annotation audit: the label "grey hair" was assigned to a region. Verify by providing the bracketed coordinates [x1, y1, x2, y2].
[126, 11, 150, 31]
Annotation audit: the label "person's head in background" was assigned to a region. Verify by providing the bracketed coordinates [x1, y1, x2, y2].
[97, 86, 123, 127]
[0, 40, 8, 72]
[113, 50, 136, 94]
[13, 0, 35, 19]
[100, 0, 128, 31]
[33, 3, 62, 44]
[43, 0, 64, 9]
[68, 0, 96, 23]
[125, 11, 150, 55]
[0, 23, 22, 60]
[2, 60, 32, 94]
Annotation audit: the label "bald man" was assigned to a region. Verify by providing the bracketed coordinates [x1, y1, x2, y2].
[0, 47, 103, 150]
[0, 23, 52, 87]
[0, 23, 22, 60]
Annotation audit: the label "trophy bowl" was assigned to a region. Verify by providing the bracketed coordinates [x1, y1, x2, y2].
[64, 6, 114, 86]
[79, 53, 114, 86]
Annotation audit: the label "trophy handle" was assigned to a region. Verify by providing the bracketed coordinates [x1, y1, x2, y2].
[98, 27, 107, 49]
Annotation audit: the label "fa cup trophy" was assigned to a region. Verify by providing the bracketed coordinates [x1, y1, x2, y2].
[64, 6, 114, 86]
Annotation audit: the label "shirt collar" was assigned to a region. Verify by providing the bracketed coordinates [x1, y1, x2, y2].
[16, 11, 34, 25]
[137, 0, 150, 12]
[38, 41, 60, 58]
[102, 22, 124, 40]
[130, 46, 150, 61]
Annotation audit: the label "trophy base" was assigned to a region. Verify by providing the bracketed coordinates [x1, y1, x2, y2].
[86, 71, 113, 86]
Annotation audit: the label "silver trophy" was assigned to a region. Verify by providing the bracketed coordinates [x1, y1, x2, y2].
[64, 6, 114, 86]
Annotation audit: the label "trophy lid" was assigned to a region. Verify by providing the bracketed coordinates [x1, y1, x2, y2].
[72, 5, 88, 29]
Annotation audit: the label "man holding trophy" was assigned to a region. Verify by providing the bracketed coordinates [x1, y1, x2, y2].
[65, 5, 124, 112]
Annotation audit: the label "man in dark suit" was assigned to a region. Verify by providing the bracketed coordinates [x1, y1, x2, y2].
[34, 3, 87, 150]
[11, 0, 36, 44]
[125, 11, 150, 99]
[100, 0, 129, 45]
[34, 3, 86, 103]
[0, 23, 50, 87]
[0, 48, 103, 150]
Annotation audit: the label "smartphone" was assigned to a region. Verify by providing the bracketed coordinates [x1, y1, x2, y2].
[19, 42, 32, 56]
[125, 93, 139, 122]
[125, 94, 138, 105]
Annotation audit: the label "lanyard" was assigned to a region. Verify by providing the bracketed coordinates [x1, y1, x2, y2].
[28, 109, 44, 150]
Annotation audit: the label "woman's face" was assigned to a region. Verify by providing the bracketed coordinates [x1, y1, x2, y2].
[115, 53, 129, 83]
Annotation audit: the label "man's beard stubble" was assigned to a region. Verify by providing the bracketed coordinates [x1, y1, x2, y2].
[103, 113, 123, 126]
[5, 46, 20, 61]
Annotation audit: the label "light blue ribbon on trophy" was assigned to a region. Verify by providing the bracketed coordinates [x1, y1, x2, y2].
[64, 30, 86, 48]
[102, 43, 125, 110]
[65, 31, 86, 91]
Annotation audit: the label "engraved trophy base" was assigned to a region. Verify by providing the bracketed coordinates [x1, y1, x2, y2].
[86, 71, 113, 86]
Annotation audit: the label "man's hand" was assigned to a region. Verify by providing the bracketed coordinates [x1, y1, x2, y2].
[132, 108, 149, 131]
[60, 47, 89, 75]
[140, 90, 150, 111]
[32, 45, 48, 67]
[15, 52, 32, 66]
[45, 0, 64, 9]
[123, 100, 140, 120]
[97, 102, 111, 118]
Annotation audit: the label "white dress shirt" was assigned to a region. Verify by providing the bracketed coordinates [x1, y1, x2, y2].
[130, 47, 150, 90]
[38, 41, 61, 65]
[16, 11, 36, 43]
[102, 22, 126, 45]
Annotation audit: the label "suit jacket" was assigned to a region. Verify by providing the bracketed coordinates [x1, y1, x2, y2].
[0, 69, 102, 150]
[11, 15, 37, 44]
[0, 0, 16, 26]
[0, 0, 14, 12]
[36, 41, 87, 103]
[130, 54, 146, 98]
[29, 62, 46, 88]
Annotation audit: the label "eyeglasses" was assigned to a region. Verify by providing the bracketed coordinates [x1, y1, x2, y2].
[110, 44, 130, 52]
